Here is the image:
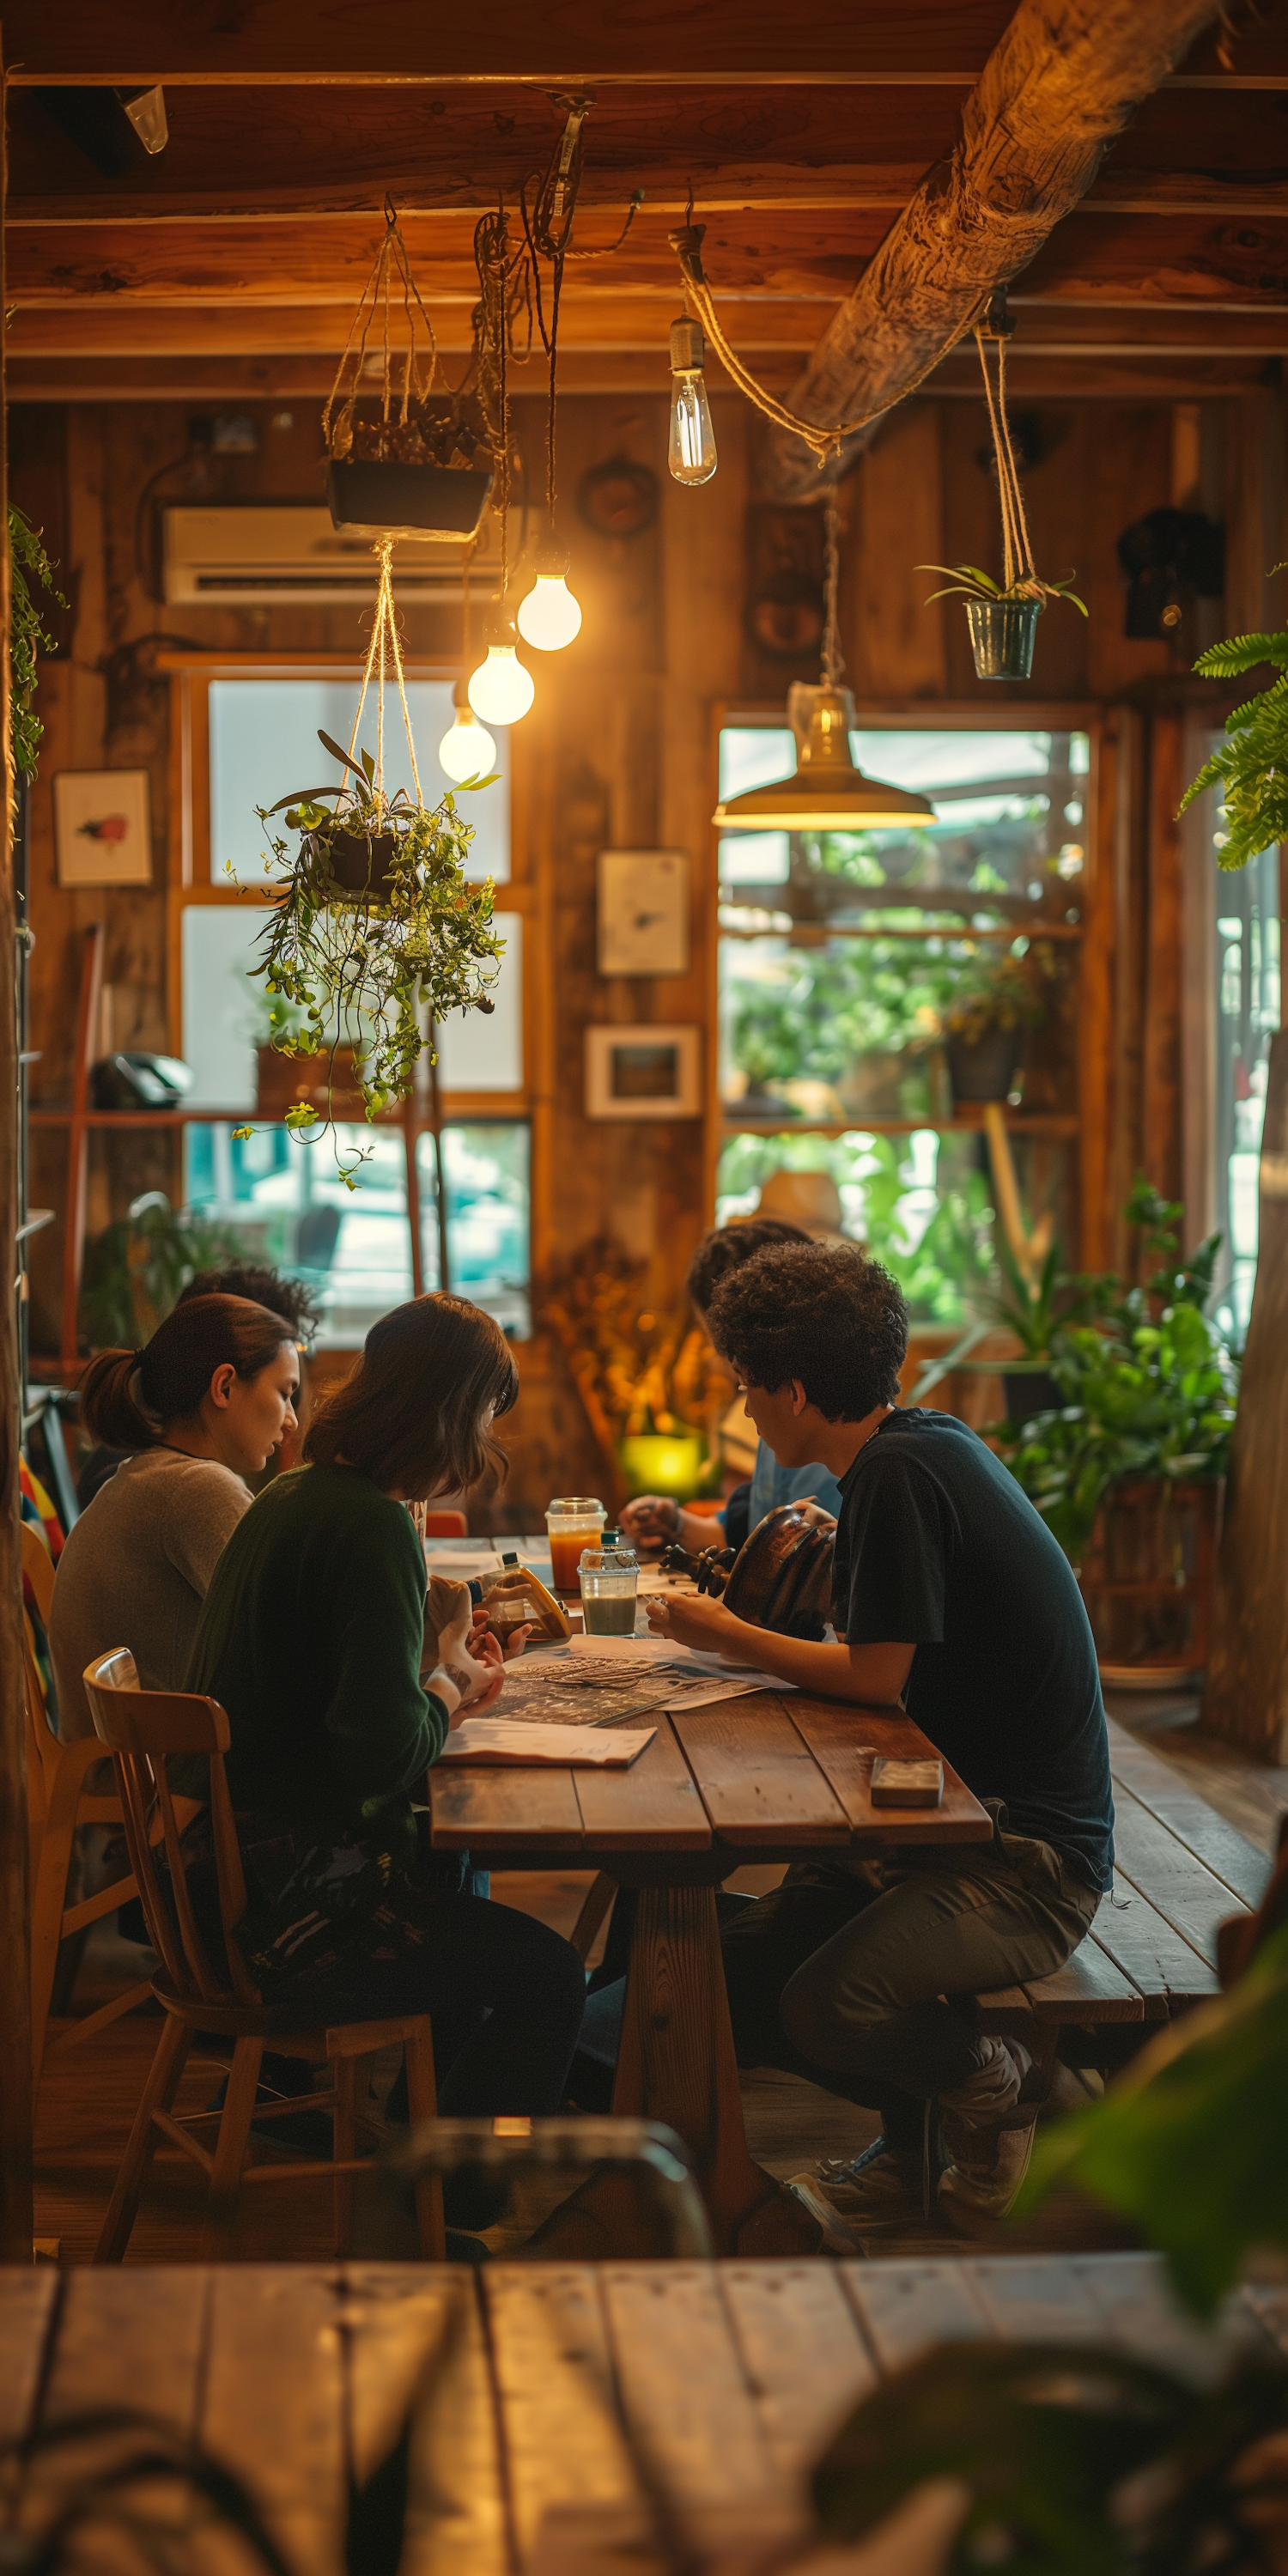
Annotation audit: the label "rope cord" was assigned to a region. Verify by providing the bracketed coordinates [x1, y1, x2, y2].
[670, 222, 987, 469]
[322, 200, 441, 457]
[822, 490, 845, 690]
[346, 538, 423, 806]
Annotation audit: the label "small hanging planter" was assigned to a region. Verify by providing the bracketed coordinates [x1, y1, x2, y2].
[920, 299, 1085, 683]
[963, 594, 1042, 683]
[322, 201, 495, 543]
[238, 538, 501, 1180]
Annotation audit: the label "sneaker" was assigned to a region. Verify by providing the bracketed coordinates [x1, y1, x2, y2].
[937, 2037, 1038, 2235]
[815, 2137, 926, 2230]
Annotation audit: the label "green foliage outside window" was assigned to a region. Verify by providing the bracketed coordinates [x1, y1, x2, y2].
[717, 1129, 995, 1324]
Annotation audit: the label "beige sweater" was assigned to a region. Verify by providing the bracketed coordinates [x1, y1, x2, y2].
[50, 1447, 252, 1740]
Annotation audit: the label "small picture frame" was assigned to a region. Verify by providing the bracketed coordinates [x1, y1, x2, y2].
[54, 769, 152, 887]
[597, 848, 690, 976]
[585, 1024, 702, 1120]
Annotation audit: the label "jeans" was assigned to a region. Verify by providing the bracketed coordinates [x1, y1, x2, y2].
[262, 1890, 586, 2118]
[720, 1831, 1100, 2160]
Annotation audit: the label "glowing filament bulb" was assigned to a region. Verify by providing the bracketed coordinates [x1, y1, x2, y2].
[468, 644, 535, 727]
[668, 313, 717, 487]
[517, 568, 583, 652]
[438, 703, 496, 784]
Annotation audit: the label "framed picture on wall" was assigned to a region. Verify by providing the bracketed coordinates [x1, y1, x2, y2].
[54, 769, 152, 887]
[585, 1024, 702, 1119]
[597, 848, 690, 975]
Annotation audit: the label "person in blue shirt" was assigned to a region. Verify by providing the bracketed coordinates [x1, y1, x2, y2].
[621, 1196, 844, 1560]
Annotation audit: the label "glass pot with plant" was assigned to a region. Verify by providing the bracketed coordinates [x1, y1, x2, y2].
[943, 938, 1057, 1104]
[920, 306, 1086, 682]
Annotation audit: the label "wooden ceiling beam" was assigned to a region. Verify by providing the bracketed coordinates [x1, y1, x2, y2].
[762, 0, 1231, 497]
[3, 300, 833, 356]
[9, 209, 1288, 314]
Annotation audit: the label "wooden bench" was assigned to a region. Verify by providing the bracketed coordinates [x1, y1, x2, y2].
[974, 1716, 1273, 2060]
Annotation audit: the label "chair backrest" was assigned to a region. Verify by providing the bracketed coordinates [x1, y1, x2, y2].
[422, 1510, 469, 1538]
[82, 1650, 258, 2008]
[21, 1521, 57, 1629]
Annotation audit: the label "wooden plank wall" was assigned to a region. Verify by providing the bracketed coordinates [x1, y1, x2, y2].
[11, 378, 1279, 1518]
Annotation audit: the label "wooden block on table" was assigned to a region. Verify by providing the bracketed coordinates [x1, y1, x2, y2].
[870, 1755, 942, 1807]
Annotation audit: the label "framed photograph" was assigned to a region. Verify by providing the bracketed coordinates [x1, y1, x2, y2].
[54, 769, 153, 887]
[585, 1023, 702, 1120]
[597, 848, 690, 977]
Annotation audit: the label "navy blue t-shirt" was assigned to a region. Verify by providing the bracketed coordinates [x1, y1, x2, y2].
[832, 1408, 1114, 1893]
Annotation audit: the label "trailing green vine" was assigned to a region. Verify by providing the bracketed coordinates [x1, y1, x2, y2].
[233, 728, 503, 1187]
[9, 502, 66, 782]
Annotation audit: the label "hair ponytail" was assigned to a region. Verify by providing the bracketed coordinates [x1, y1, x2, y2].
[79, 1294, 293, 1452]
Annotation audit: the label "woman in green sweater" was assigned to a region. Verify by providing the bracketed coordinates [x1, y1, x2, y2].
[185, 1292, 585, 2118]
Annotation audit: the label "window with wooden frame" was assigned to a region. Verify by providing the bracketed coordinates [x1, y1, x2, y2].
[163, 655, 534, 1346]
[707, 704, 1104, 1321]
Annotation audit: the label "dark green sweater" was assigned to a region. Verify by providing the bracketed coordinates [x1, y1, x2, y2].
[183, 1462, 447, 1839]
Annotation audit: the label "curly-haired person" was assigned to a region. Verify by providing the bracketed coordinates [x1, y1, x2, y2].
[645, 1236, 1113, 2237]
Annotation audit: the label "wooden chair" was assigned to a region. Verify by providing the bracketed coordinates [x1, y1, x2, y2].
[82, 1649, 445, 2263]
[23, 1525, 151, 2085]
[422, 1510, 469, 1537]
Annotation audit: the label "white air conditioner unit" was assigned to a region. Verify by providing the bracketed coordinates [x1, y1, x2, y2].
[162, 506, 501, 606]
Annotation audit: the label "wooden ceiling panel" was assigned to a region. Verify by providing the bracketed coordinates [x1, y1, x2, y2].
[2, 0, 1016, 83]
[1019, 211, 1288, 303]
[3, 299, 835, 356]
[4, 208, 890, 303]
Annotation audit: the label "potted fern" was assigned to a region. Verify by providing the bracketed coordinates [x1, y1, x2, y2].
[1180, 604, 1288, 865]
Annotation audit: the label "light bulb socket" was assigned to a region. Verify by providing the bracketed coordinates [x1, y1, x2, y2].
[533, 543, 570, 579]
[452, 673, 471, 712]
[479, 609, 519, 651]
[670, 315, 705, 376]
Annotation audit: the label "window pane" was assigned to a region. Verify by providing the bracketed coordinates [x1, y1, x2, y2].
[181, 904, 522, 1106]
[416, 1124, 531, 1335]
[1208, 801, 1281, 1341]
[210, 677, 509, 885]
[717, 1127, 996, 1323]
[185, 1119, 531, 1346]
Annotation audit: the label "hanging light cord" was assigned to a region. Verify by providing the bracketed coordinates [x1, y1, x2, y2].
[669, 217, 985, 469]
[822, 490, 845, 690]
[519, 96, 643, 540]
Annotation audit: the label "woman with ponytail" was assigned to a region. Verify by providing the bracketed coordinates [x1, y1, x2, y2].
[50, 1295, 299, 1741]
[177, 1292, 586, 2154]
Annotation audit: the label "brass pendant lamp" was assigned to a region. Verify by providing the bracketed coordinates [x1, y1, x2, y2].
[712, 497, 936, 834]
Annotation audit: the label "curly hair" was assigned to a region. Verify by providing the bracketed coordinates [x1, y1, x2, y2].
[707, 1240, 908, 1421]
[685, 1216, 811, 1315]
[181, 1262, 319, 1348]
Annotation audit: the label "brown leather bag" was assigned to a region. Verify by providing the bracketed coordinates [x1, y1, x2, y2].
[665, 1498, 837, 1641]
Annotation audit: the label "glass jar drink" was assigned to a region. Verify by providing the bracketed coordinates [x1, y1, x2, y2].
[545, 1496, 606, 1595]
[579, 1529, 640, 1637]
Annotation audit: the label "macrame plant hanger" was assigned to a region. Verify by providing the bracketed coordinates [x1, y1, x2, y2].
[974, 289, 1039, 599]
[323, 198, 441, 464]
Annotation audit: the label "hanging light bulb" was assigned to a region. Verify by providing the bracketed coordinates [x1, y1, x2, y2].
[438, 678, 496, 784]
[517, 548, 582, 651]
[668, 313, 717, 486]
[467, 617, 535, 726]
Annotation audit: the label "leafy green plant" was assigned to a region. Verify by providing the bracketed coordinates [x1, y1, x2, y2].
[920, 562, 1087, 616]
[717, 1130, 996, 1324]
[80, 1193, 245, 1350]
[811, 2335, 1288, 2573]
[944, 939, 1058, 1048]
[240, 728, 503, 1182]
[9, 502, 67, 782]
[1180, 614, 1288, 873]
[994, 1181, 1236, 1564]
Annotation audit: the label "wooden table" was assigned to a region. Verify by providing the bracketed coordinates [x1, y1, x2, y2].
[427, 1581, 992, 2256]
[4, 2257, 1285, 2576]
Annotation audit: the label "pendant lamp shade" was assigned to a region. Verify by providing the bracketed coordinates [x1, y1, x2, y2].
[713, 688, 935, 832]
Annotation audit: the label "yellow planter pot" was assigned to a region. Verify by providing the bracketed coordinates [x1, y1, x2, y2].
[618, 1432, 706, 1500]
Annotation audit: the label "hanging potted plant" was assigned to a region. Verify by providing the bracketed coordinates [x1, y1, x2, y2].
[323, 200, 495, 541]
[943, 939, 1057, 1103]
[920, 302, 1086, 681]
[235, 540, 502, 1182]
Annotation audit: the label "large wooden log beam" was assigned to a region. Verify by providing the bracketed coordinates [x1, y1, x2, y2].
[761, 0, 1226, 500]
